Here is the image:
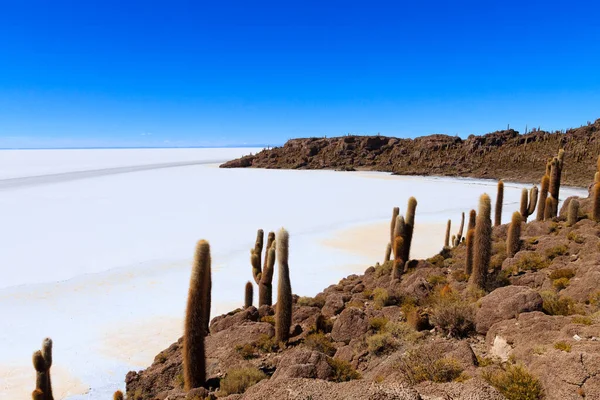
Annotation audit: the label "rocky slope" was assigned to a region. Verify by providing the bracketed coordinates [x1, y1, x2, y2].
[125, 176, 600, 399]
[220, 119, 600, 188]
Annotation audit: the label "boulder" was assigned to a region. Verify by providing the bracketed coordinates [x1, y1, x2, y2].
[331, 307, 369, 344]
[475, 286, 543, 334]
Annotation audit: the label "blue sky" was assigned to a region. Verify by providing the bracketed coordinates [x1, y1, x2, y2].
[1, 1, 599, 148]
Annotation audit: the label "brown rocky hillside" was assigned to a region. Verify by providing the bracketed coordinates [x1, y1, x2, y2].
[220, 119, 600, 188]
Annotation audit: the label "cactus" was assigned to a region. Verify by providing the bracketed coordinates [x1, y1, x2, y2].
[593, 183, 600, 222]
[469, 194, 492, 290]
[275, 228, 292, 344]
[264, 231, 275, 270]
[245, 281, 253, 308]
[506, 212, 522, 257]
[394, 215, 405, 240]
[444, 219, 451, 248]
[259, 244, 275, 306]
[528, 186, 538, 216]
[32, 351, 48, 399]
[113, 391, 124, 400]
[390, 207, 399, 245]
[183, 240, 211, 390]
[392, 236, 404, 280]
[384, 242, 391, 262]
[251, 229, 265, 284]
[403, 197, 417, 262]
[454, 212, 465, 247]
[567, 199, 579, 226]
[549, 157, 561, 217]
[595, 172, 599, 183]
[536, 175, 550, 221]
[519, 188, 531, 221]
[41, 338, 53, 400]
[544, 197, 557, 221]
[494, 180, 504, 226]
[467, 209, 476, 232]
[465, 229, 475, 275]
[32, 390, 44, 400]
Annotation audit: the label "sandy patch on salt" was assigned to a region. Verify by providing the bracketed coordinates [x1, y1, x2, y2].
[322, 221, 446, 262]
[0, 364, 88, 400]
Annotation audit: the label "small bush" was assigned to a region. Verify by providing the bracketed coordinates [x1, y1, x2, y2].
[427, 274, 447, 286]
[375, 261, 394, 278]
[312, 314, 334, 334]
[304, 333, 336, 356]
[219, 367, 267, 396]
[326, 357, 361, 382]
[386, 321, 422, 343]
[515, 253, 550, 272]
[572, 315, 593, 325]
[235, 343, 257, 359]
[553, 277, 570, 290]
[589, 291, 600, 307]
[369, 316, 389, 332]
[483, 364, 543, 400]
[345, 300, 364, 308]
[427, 254, 446, 267]
[367, 332, 398, 355]
[541, 291, 582, 316]
[260, 315, 275, 325]
[549, 222, 561, 235]
[430, 295, 475, 338]
[554, 341, 572, 352]
[397, 345, 463, 384]
[373, 288, 391, 309]
[567, 231, 584, 244]
[545, 244, 569, 260]
[451, 269, 469, 282]
[549, 268, 575, 280]
[403, 305, 431, 331]
[297, 295, 326, 308]
[254, 334, 278, 353]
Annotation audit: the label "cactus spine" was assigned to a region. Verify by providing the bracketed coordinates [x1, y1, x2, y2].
[467, 209, 476, 232]
[184, 240, 211, 390]
[494, 180, 504, 226]
[506, 211, 522, 257]
[275, 228, 292, 344]
[536, 175, 550, 221]
[469, 194, 492, 290]
[454, 212, 465, 246]
[259, 243, 275, 306]
[567, 199, 579, 226]
[465, 229, 474, 275]
[444, 219, 451, 248]
[245, 281, 253, 308]
[593, 183, 600, 222]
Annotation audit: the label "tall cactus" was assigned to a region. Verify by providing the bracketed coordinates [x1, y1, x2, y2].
[403, 197, 417, 262]
[444, 219, 451, 248]
[390, 207, 400, 245]
[264, 231, 275, 271]
[494, 180, 504, 226]
[469, 194, 492, 290]
[245, 281, 253, 308]
[184, 240, 211, 390]
[454, 212, 465, 246]
[544, 197, 557, 221]
[548, 156, 562, 218]
[465, 229, 475, 275]
[392, 236, 405, 280]
[275, 228, 292, 344]
[536, 175, 550, 221]
[506, 212, 522, 257]
[467, 209, 476, 232]
[567, 199, 579, 227]
[32, 390, 44, 400]
[593, 183, 600, 222]
[384, 242, 391, 263]
[250, 229, 264, 284]
[41, 338, 53, 400]
[32, 338, 53, 400]
[528, 186, 538, 216]
[259, 243, 276, 306]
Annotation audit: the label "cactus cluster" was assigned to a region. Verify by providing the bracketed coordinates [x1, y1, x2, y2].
[536, 150, 564, 220]
[32, 338, 54, 400]
[250, 230, 277, 307]
[519, 186, 538, 221]
[388, 197, 418, 278]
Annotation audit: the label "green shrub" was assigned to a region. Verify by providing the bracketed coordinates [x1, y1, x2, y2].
[554, 341, 572, 352]
[297, 295, 326, 308]
[304, 333, 336, 356]
[451, 269, 469, 282]
[367, 332, 398, 355]
[545, 244, 569, 260]
[369, 316, 389, 332]
[541, 291, 581, 316]
[260, 315, 275, 325]
[572, 316, 593, 325]
[567, 231, 584, 244]
[589, 291, 600, 307]
[375, 261, 394, 278]
[426, 254, 445, 268]
[219, 367, 267, 396]
[483, 364, 543, 400]
[254, 334, 278, 353]
[553, 277, 570, 290]
[515, 253, 550, 272]
[549, 268, 575, 280]
[326, 358, 361, 382]
[427, 274, 447, 286]
[429, 296, 475, 338]
[234, 343, 257, 359]
[397, 345, 463, 384]
[386, 321, 422, 342]
[373, 288, 391, 309]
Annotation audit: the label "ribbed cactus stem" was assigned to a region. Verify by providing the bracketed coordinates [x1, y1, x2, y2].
[567, 199, 579, 227]
[275, 228, 292, 344]
[593, 183, 600, 222]
[394, 215, 405, 241]
[184, 240, 211, 390]
[32, 390, 44, 400]
[384, 242, 391, 263]
[390, 207, 399, 245]
[41, 338, 53, 400]
[403, 197, 417, 262]
[549, 158, 561, 212]
[519, 188, 529, 221]
[444, 219, 451, 248]
[259, 244, 275, 306]
[465, 229, 474, 275]
[494, 180, 504, 226]
[467, 210, 476, 232]
[264, 231, 275, 270]
[506, 212, 522, 257]
[469, 194, 492, 290]
[245, 281, 253, 308]
[455, 212, 465, 246]
[528, 186, 538, 216]
[391, 236, 404, 280]
[595, 172, 600, 183]
[536, 175, 550, 221]
[32, 351, 48, 398]
[544, 197, 557, 221]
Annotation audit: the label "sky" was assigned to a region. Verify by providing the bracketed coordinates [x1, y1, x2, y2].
[0, 0, 599, 149]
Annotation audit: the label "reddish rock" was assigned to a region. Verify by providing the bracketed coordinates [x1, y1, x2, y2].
[331, 307, 369, 344]
[475, 286, 543, 334]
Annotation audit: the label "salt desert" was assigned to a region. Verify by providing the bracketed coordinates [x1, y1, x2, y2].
[0, 148, 587, 399]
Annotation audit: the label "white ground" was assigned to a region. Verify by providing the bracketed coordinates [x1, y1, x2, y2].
[0, 148, 587, 399]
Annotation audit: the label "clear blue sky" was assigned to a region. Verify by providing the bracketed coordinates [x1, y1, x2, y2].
[1, 1, 599, 148]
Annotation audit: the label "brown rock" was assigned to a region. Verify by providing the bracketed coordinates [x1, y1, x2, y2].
[475, 286, 543, 334]
[210, 307, 259, 334]
[322, 293, 348, 317]
[331, 307, 369, 344]
[271, 348, 333, 381]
